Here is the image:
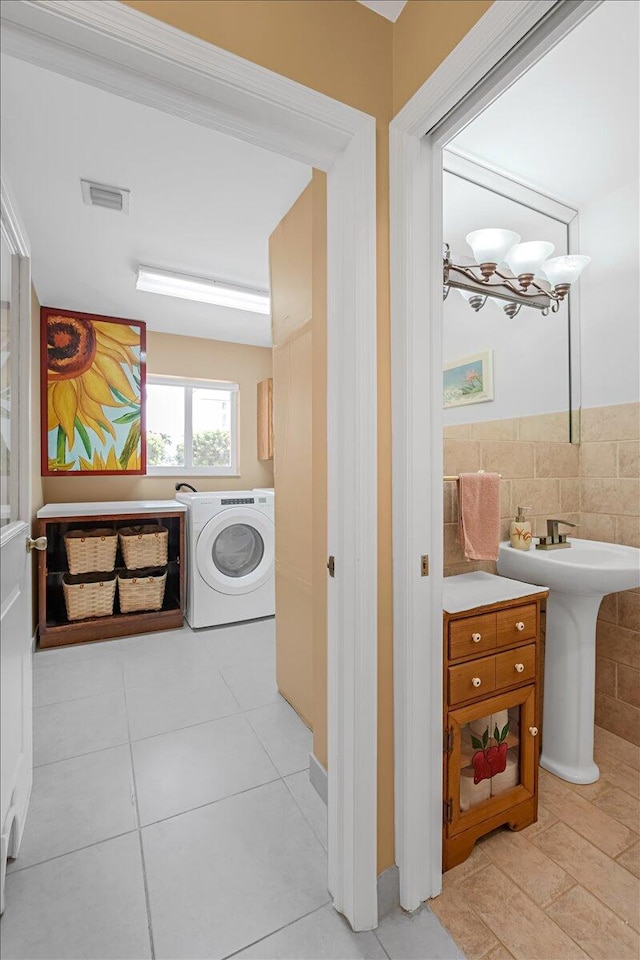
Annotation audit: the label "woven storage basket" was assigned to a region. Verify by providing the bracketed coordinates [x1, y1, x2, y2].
[117, 567, 167, 613]
[64, 528, 117, 575]
[62, 572, 117, 621]
[119, 525, 168, 570]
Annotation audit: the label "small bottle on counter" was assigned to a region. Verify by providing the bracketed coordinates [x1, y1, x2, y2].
[509, 506, 532, 550]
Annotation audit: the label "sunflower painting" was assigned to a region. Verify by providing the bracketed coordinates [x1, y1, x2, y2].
[41, 308, 146, 476]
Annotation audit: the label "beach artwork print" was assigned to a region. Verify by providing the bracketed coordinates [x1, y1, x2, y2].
[443, 350, 494, 409]
[42, 307, 146, 475]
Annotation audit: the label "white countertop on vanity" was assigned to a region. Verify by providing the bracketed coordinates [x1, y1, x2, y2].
[37, 500, 187, 519]
[443, 570, 548, 615]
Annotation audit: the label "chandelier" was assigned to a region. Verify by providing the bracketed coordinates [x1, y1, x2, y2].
[443, 229, 590, 318]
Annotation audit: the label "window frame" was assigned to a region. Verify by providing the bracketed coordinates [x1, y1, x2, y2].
[146, 374, 239, 477]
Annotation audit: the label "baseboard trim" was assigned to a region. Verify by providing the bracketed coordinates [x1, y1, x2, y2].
[377, 864, 400, 919]
[309, 752, 327, 805]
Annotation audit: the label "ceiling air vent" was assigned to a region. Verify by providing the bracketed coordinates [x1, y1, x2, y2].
[81, 179, 130, 213]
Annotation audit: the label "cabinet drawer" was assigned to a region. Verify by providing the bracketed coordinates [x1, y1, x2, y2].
[449, 612, 497, 661]
[495, 644, 536, 690]
[448, 655, 496, 705]
[496, 604, 537, 647]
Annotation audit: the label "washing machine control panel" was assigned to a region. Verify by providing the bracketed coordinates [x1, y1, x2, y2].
[220, 497, 255, 505]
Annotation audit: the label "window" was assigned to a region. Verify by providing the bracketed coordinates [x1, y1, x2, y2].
[146, 376, 239, 475]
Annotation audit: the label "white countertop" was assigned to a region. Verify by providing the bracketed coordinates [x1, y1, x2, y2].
[37, 500, 187, 519]
[443, 571, 548, 614]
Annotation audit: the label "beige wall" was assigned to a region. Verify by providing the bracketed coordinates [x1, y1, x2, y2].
[123, 0, 491, 875]
[41, 330, 273, 504]
[269, 183, 315, 728]
[444, 402, 640, 746]
[392, 0, 493, 114]
[581, 403, 639, 745]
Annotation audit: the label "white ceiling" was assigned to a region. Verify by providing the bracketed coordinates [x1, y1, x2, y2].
[357, 1, 407, 23]
[449, 0, 639, 208]
[0, 56, 312, 346]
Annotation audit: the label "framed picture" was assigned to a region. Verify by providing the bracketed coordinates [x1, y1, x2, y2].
[41, 307, 146, 476]
[443, 350, 494, 409]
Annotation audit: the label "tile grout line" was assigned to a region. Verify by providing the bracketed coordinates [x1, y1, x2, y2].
[372, 929, 392, 959]
[5, 827, 141, 876]
[220, 900, 333, 960]
[281, 771, 328, 852]
[528, 821, 640, 930]
[122, 662, 157, 960]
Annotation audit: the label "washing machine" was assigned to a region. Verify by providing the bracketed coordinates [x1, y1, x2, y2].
[176, 490, 275, 628]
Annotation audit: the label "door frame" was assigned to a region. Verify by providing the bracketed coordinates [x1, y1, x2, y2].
[0, 173, 32, 537]
[389, 0, 600, 911]
[0, 172, 33, 914]
[1, 0, 378, 931]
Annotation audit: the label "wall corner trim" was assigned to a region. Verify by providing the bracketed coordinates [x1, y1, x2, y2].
[309, 752, 328, 805]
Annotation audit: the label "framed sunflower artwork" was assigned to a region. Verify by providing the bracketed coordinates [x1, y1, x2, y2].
[41, 307, 146, 476]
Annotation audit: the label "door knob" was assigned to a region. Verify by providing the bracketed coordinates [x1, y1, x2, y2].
[515, 662, 525, 673]
[471, 677, 482, 687]
[529, 726, 539, 736]
[472, 632, 482, 643]
[27, 536, 48, 552]
[516, 621, 525, 631]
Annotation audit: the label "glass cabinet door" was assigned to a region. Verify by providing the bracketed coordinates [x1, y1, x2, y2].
[446, 685, 537, 836]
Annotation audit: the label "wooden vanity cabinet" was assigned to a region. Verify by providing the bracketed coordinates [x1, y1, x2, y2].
[443, 586, 547, 871]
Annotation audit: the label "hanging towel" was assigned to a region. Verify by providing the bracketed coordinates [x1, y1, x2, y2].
[457, 472, 501, 561]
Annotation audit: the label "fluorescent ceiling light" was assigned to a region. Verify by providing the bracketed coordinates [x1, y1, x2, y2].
[136, 265, 270, 315]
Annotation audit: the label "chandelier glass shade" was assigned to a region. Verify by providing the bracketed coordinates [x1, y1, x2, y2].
[443, 228, 590, 316]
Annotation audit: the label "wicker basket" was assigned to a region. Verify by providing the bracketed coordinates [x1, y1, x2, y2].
[117, 567, 167, 613]
[119, 525, 168, 570]
[64, 528, 117, 575]
[62, 572, 117, 621]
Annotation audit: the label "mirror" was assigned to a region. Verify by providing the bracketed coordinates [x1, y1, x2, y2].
[442, 161, 574, 442]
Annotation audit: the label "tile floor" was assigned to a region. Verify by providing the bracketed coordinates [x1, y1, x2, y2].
[431, 726, 640, 960]
[1, 619, 463, 960]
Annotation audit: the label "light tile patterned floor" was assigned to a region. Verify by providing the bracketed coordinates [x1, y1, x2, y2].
[430, 726, 640, 960]
[2, 620, 462, 960]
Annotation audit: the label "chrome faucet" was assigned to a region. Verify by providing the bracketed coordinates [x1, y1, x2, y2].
[536, 518, 577, 550]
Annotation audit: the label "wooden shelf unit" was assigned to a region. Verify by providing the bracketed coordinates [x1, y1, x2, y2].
[443, 587, 547, 871]
[38, 509, 185, 647]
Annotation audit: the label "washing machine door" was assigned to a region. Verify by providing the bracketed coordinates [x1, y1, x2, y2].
[196, 507, 274, 595]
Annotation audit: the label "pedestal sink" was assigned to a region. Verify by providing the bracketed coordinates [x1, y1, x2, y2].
[497, 538, 640, 784]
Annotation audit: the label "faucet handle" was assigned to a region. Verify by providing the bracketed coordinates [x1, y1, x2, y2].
[546, 518, 577, 537]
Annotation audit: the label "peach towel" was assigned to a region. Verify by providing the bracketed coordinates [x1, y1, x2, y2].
[457, 472, 501, 561]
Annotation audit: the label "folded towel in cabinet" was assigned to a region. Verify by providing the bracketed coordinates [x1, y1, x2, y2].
[460, 768, 491, 811]
[491, 748, 519, 795]
[457, 472, 501, 561]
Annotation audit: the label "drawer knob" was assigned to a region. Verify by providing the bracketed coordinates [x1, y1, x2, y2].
[515, 662, 525, 673]
[471, 677, 482, 687]
[516, 621, 525, 631]
[472, 632, 482, 643]
[529, 726, 539, 737]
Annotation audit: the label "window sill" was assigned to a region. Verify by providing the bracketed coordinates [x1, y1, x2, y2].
[146, 471, 241, 478]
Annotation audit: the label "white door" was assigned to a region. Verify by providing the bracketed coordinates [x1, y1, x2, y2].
[0, 181, 35, 913]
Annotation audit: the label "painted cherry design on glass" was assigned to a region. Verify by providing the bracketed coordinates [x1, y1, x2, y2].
[471, 720, 510, 784]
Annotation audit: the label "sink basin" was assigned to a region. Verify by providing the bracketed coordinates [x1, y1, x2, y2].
[497, 538, 640, 784]
[497, 538, 640, 596]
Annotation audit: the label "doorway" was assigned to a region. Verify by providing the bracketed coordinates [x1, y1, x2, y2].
[0, 0, 378, 935]
[390, 0, 605, 911]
